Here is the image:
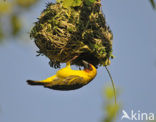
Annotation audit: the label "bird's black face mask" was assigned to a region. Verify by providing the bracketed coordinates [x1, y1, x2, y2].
[82, 60, 93, 71]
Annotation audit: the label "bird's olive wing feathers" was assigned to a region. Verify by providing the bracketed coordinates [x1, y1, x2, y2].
[44, 75, 85, 90]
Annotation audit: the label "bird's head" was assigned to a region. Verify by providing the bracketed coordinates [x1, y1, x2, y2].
[82, 60, 94, 71]
[82, 60, 97, 79]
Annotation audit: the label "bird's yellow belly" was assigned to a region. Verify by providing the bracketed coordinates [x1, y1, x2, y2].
[56, 68, 86, 78]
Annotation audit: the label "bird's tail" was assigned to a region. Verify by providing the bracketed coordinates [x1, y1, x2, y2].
[27, 75, 56, 86]
[27, 80, 48, 85]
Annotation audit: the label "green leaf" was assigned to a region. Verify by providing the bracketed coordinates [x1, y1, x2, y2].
[63, 0, 82, 8]
[16, 0, 39, 8]
[150, 0, 156, 9]
[103, 86, 120, 122]
[56, 0, 63, 3]
[105, 87, 115, 100]
[88, 0, 96, 3]
[11, 15, 22, 36]
[85, 0, 96, 6]
[0, 23, 4, 42]
[72, 0, 82, 7]
[63, 0, 73, 8]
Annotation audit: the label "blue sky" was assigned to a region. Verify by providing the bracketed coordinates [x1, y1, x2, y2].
[0, 0, 156, 122]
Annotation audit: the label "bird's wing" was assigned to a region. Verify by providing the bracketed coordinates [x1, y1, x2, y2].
[44, 75, 85, 90]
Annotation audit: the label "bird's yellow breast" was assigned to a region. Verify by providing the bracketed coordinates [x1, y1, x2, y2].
[56, 65, 97, 84]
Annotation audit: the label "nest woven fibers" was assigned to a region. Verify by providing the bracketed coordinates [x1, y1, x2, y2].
[30, 0, 113, 68]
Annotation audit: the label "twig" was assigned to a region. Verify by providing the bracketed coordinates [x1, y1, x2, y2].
[105, 66, 117, 104]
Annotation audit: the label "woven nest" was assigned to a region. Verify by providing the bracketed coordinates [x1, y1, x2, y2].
[30, 0, 113, 68]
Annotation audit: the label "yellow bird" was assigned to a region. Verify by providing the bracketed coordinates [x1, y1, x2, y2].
[27, 60, 97, 90]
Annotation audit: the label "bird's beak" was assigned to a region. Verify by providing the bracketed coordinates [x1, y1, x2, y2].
[82, 60, 89, 69]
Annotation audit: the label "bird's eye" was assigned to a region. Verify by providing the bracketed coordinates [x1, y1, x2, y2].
[88, 64, 93, 70]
